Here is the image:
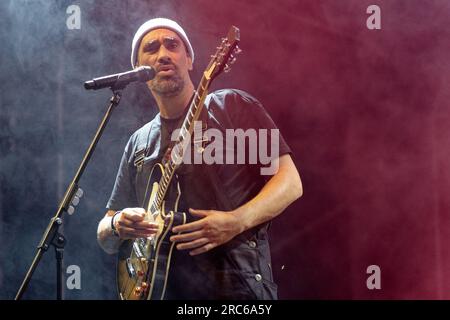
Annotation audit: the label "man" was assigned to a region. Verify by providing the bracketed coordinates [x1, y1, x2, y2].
[97, 18, 302, 299]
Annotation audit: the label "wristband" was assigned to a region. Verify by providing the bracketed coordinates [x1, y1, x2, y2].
[111, 211, 121, 237]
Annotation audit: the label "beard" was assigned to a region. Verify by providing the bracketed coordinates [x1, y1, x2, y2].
[150, 72, 184, 97]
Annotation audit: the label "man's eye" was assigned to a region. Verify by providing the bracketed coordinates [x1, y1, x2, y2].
[143, 43, 160, 53]
[165, 40, 179, 50]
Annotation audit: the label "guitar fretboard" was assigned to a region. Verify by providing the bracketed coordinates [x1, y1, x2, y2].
[150, 75, 210, 213]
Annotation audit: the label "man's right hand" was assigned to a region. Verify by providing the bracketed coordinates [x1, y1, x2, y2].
[113, 208, 159, 239]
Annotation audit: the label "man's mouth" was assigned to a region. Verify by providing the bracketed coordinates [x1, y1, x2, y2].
[157, 65, 175, 75]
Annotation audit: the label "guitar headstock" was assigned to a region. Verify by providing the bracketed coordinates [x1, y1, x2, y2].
[204, 26, 242, 81]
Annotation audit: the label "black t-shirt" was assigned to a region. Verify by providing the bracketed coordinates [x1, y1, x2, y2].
[107, 89, 291, 299]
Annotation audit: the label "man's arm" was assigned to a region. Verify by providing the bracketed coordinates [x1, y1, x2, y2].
[232, 154, 302, 231]
[170, 154, 302, 255]
[97, 210, 121, 254]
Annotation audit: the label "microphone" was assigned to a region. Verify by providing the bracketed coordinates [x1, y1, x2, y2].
[84, 66, 156, 90]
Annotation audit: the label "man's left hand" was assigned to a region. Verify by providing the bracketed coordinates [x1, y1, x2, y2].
[170, 208, 243, 256]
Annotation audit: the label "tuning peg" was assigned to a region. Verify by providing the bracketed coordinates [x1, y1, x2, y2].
[229, 56, 237, 65]
[224, 65, 231, 73]
[234, 46, 242, 55]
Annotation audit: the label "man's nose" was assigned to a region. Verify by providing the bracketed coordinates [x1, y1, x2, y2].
[156, 45, 171, 64]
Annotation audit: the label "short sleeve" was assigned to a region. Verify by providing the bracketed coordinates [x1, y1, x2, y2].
[106, 136, 139, 211]
[204, 89, 292, 178]
[208, 89, 292, 158]
[230, 90, 291, 157]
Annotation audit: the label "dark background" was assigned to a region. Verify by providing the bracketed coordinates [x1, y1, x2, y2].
[1, 0, 449, 299]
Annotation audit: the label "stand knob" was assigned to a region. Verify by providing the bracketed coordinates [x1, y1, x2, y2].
[72, 197, 80, 206]
[76, 188, 84, 198]
[67, 206, 75, 215]
[71, 188, 84, 206]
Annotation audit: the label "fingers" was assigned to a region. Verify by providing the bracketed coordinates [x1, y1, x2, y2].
[121, 208, 146, 222]
[175, 237, 209, 251]
[116, 208, 158, 239]
[172, 233, 218, 256]
[171, 209, 217, 255]
[172, 208, 216, 233]
[170, 230, 203, 243]
[119, 226, 157, 240]
[189, 208, 210, 217]
[189, 243, 216, 256]
[172, 219, 204, 233]
[170, 229, 216, 256]
[117, 218, 158, 231]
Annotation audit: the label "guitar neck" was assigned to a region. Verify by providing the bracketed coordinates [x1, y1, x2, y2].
[153, 75, 211, 210]
[179, 76, 210, 144]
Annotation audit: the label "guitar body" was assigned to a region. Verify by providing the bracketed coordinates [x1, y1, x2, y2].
[116, 163, 186, 300]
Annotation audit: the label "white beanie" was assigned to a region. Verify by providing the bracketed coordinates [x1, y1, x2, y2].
[131, 18, 194, 68]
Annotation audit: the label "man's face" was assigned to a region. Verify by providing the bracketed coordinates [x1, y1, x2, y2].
[136, 28, 193, 97]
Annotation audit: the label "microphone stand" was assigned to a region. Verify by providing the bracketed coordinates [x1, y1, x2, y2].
[15, 87, 124, 300]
